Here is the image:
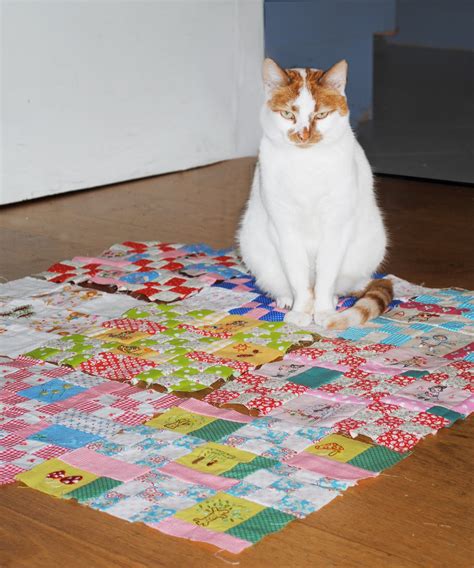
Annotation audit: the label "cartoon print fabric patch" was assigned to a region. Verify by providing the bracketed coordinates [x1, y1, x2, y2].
[0, 241, 473, 553]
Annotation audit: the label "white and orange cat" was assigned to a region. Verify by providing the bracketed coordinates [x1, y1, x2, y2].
[238, 58, 392, 330]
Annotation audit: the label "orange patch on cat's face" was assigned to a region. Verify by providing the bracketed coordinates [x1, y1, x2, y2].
[306, 69, 348, 117]
[267, 69, 304, 112]
[268, 67, 348, 146]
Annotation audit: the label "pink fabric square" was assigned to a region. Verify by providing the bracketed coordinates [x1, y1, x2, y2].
[113, 411, 149, 426]
[61, 448, 149, 481]
[0, 464, 25, 485]
[160, 462, 238, 491]
[151, 518, 251, 554]
[2, 406, 28, 418]
[0, 434, 24, 447]
[41, 367, 73, 379]
[34, 445, 69, 460]
[287, 453, 378, 480]
[0, 448, 26, 462]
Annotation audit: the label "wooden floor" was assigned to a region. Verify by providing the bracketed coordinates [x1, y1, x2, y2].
[0, 158, 473, 567]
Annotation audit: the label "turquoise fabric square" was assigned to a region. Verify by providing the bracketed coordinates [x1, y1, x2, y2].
[401, 370, 430, 379]
[427, 406, 464, 424]
[290, 367, 342, 388]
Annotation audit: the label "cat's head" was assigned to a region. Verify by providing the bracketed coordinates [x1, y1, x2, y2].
[261, 58, 349, 147]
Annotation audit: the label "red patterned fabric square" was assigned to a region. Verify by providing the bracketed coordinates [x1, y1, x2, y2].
[375, 415, 405, 428]
[412, 412, 450, 430]
[203, 389, 240, 407]
[376, 429, 420, 453]
[80, 353, 156, 381]
[247, 396, 283, 414]
[334, 418, 367, 433]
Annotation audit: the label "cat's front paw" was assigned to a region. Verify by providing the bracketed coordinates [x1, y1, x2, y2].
[313, 309, 336, 328]
[285, 310, 313, 328]
[276, 296, 293, 310]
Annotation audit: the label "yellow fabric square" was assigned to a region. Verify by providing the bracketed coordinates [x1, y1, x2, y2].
[215, 342, 282, 366]
[15, 458, 98, 497]
[109, 344, 161, 360]
[176, 442, 255, 475]
[145, 407, 216, 434]
[305, 434, 371, 462]
[175, 492, 264, 532]
[198, 315, 261, 336]
[94, 329, 150, 345]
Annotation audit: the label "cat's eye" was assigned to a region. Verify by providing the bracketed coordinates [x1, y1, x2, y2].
[315, 111, 329, 119]
[280, 110, 295, 120]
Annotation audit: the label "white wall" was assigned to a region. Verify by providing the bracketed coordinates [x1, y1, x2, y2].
[1, 0, 263, 205]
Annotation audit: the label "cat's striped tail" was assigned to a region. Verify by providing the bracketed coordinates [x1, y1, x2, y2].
[326, 279, 394, 331]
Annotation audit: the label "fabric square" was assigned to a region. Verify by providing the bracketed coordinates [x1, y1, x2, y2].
[305, 434, 371, 463]
[16, 458, 98, 497]
[29, 424, 101, 449]
[221, 456, 279, 480]
[145, 408, 216, 435]
[226, 506, 295, 543]
[61, 448, 150, 481]
[214, 343, 282, 367]
[176, 443, 256, 475]
[348, 444, 409, 472]
[191, 420, 245, 442]
[376, 429, 420, 453]
[17, 379, 86, 403]
[291, 367, 343, 388]
[66, 476, 123, 502]
[175, 492, 264, 532]
[427, 406, 464, 425]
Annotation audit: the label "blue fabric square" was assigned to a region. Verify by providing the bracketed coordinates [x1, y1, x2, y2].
[18, 379, 86, 403]
[254, 294, 273, 305]
[260, 311, 285, 322]
[213, 281, 237, 290]
[126, 253, 150, 262]
[380, 334, 411, 346]
[340, 328, 371, 341]
[410, 323, 435, 332]
[338, 296, 357, 309]
[439, 322, 466, 332]
[120, 271, 160, 284]
[29, 424, 101, 449]
[413, 294, 442, 304]
[229, 307, 252, 315]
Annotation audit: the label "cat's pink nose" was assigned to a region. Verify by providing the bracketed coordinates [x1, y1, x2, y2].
[297, 127, 310, 141]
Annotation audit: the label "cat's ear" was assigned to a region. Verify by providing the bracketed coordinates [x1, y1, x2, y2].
[263, 58, 289, 94]
[321, 60, 348, 95]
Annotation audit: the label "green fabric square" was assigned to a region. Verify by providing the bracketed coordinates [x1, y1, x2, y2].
[349, 444, 409, 472]
[290, 366, 342, 388]
[24, 347, 61, 360]
[66, 477, 122, 502]
[191, 420, 244, 442]
[226, 507, 295, 543]
[221, 456, 278, 480]
[427, 406, 464, 425]
[401, 370, 430, 379]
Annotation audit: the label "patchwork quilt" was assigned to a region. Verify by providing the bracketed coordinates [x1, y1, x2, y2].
[0, 241, 472, 553]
